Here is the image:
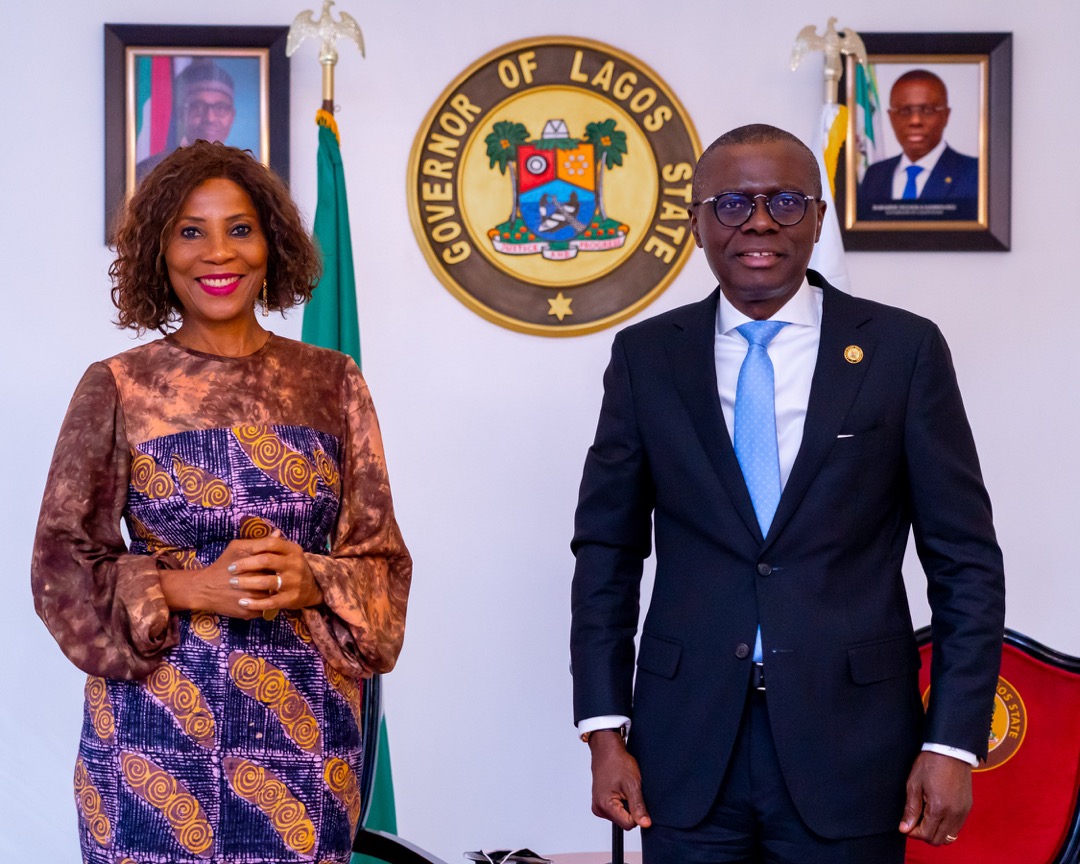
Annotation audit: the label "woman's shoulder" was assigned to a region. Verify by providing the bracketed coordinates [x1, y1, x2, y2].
[266, 334, 356, 369]
[99, 337, 174, 376]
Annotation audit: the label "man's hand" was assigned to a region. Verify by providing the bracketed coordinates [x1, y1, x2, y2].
[899, 751, 973, 845]
[589, 729, 652, 831]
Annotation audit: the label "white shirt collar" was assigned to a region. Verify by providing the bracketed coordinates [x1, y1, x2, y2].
[716, 277, 820, 337]
[899, 138, 947, 172]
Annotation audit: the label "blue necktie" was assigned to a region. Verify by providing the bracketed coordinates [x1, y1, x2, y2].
[734, 320, 788, 664]
[734, 320, 788, 534]
[902, 165, 923, 199]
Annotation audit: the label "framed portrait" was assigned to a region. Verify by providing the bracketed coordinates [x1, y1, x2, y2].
[104, 24, 290, 242]
[836, 32, 1012, 251]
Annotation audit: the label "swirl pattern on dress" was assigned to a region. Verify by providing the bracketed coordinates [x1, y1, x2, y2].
[84, 676, 115, 742]
[324, 664, 363, 733]
[189, 611, 222, 646]
[312, 448, 341, 491]
[323, 757, 361, 833]
[224, 757, 317, 856]
[171, 455, 232, 508]
[228, 652, 322, 754]
[74, 757, 112, 848]
[232, 426, 319, 498]
[119, 752, 213, 857]
[143, 661, 216, 748]
[130, 514, 200, 569]
[129, 448, 175, 499]
[288, 612, 313, 644]
[239, 515, 275, 539]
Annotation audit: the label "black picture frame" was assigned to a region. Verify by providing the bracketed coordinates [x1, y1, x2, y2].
[837, 32, 1011, 251]
[104, 24, 290, 243]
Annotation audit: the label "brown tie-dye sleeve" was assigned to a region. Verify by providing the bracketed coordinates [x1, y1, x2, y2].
[31, 363, 178, 679]
[301, 359, 412, 678]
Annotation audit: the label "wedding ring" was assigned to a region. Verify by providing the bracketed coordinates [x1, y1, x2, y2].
[275, 575, 283, 592]
[945, 834, 958, 844]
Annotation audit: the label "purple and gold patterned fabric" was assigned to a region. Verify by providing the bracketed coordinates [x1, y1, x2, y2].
[32, 335, 411, 863]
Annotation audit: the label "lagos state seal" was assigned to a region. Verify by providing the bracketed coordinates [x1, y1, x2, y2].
[921, 674, 1027, 771]
[407, 37, 699, 336]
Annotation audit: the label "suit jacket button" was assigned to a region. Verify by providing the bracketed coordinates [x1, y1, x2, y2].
[735, 643, 751, 659]
[757, 563, 772, 576]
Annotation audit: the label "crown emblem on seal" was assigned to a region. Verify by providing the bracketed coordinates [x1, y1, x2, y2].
[407, 37, 699, 336]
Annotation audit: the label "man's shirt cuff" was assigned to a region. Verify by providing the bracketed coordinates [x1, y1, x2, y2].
[577, 715, 631, 738]
[922, 742, 978, 767]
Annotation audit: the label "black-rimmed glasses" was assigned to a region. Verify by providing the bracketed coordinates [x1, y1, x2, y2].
[888, 104, 948, 118]
[693, 191, 820, 228]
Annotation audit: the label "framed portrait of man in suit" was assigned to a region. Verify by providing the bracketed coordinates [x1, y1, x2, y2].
[836, 32, 1012, 251]
[103, 24, 291, 243]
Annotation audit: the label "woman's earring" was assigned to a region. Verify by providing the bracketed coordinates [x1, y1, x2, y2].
[261, 278, 269, 317]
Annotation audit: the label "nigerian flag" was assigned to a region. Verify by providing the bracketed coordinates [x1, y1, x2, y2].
[302, 109, 398, 861]
[303, 111, 362, 367]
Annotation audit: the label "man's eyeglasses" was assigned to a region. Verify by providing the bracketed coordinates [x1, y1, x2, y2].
[888, 104, 948, 119]
[693, 191, 820, 228]
[183, 99, 235, 120]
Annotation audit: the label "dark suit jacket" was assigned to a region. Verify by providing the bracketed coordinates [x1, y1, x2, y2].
[570, 272, 1005, 838]
[858, 145, 979, 220]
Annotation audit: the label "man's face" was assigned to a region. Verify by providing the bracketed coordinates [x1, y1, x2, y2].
[689, 141, 824, 320]
[888, 78, 950, 162]
[180, 86, 235, 145]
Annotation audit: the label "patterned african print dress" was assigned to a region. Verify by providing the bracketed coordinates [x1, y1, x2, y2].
[32, 334, 412, 864]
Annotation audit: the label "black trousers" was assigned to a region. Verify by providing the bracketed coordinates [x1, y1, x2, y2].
[641, 687, 907, 864]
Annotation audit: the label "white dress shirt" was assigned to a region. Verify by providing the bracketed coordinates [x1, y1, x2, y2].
[890, 138, 947, 200]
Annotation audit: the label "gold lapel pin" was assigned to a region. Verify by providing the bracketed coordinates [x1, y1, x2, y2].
[844, 345, 863, 364]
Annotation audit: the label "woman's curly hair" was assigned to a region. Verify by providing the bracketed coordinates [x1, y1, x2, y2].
[110, 141, 321, 333]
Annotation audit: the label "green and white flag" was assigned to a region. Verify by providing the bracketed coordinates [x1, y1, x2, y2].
[303, 112, 362, 368]
[854, 62, 885, 181]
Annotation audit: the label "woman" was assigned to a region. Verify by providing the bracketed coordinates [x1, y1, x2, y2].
[31, 141, 411, 863]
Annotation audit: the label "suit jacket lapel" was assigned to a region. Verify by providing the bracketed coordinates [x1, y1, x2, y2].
[765, 280, 875, 547]
[665, 289, 764, 543]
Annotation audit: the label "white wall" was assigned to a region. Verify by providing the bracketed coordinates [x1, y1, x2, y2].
[2, 1, 1077, 860]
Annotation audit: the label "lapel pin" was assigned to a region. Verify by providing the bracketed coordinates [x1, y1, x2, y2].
[844, 345, 863, 364]
[945, 176, 953, 184]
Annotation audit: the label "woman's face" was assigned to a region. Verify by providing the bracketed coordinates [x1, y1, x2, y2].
[164, 177, 269, 334]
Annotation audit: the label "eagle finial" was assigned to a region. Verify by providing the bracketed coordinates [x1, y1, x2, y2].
[287, 1, 365, 108]
[791, 18, 867, 104]
[287, 1, 365, 63]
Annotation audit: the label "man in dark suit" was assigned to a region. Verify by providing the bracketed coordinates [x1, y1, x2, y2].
[570, 124, 1004, 863]
[858, 70, 978, 220]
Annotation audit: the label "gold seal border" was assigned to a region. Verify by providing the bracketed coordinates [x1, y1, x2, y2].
[406, 35, 700, 337]
[920, 673, 1027, 772]
[978, 674, 1027, 772]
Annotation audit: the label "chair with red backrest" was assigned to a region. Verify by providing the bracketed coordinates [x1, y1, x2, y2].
[905, 628, 1080, 864]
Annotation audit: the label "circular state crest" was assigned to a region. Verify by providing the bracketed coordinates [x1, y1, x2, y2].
[407, 37, 699, 336]
[921, 675, 1027, 771]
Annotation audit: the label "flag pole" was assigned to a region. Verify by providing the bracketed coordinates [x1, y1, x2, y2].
[286, 0, 367, 117]
[790, 17, 867, 295]
[286, 8, 393, 864]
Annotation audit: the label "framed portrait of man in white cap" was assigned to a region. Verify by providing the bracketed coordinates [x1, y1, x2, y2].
[104, 25, 290, 242]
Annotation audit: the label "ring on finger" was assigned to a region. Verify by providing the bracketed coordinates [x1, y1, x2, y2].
[945, 834, 958, 844]
[275, 574, 283, 592]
